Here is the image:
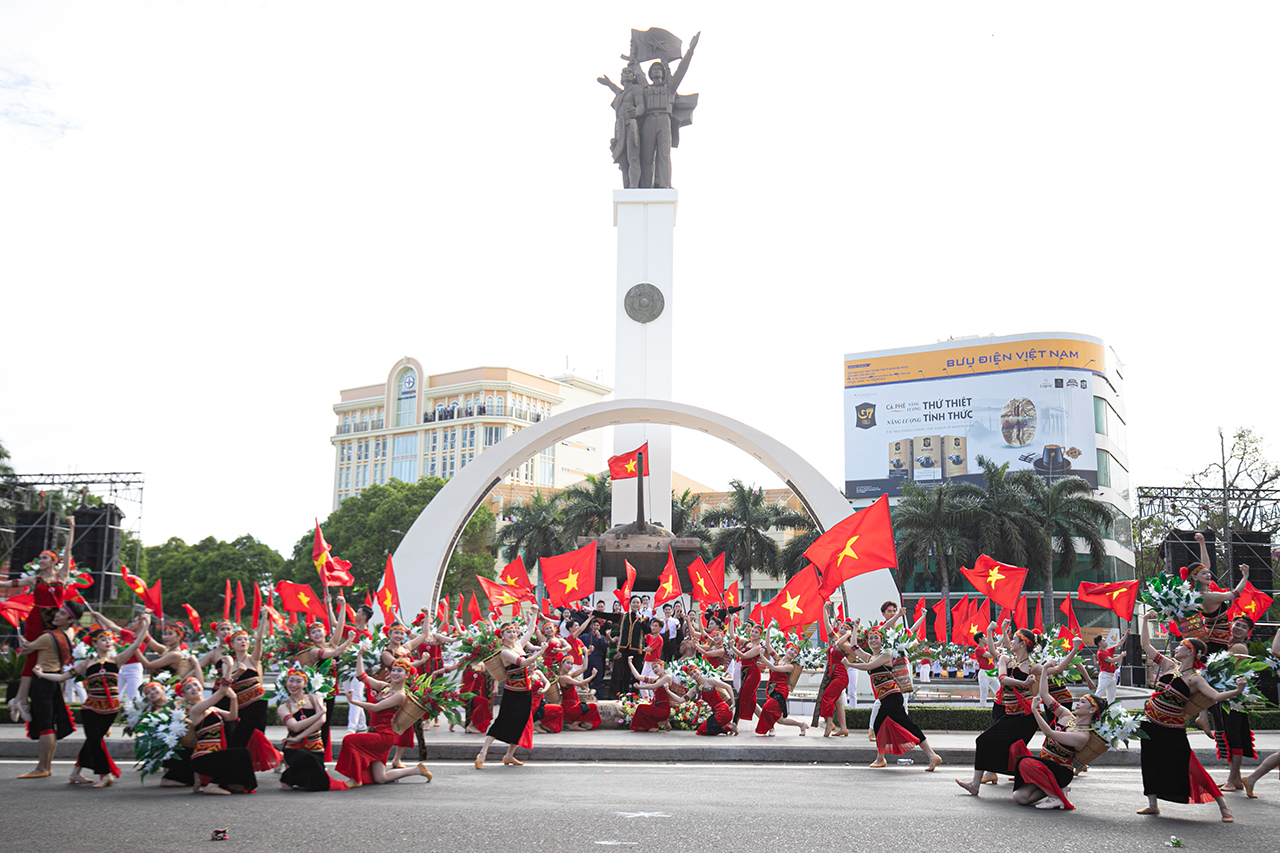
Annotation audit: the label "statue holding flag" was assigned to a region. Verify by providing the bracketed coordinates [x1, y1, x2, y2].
[599, 28, 700, 188]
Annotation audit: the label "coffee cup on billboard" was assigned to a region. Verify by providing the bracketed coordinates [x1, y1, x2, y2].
[889, 459, 904, 469]
[1041, 445, 1065, 468]
[915, 456, 934, 468]
[948, 454, 964, 465]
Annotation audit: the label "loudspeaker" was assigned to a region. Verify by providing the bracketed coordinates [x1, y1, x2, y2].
[8, 510, 63, 576]
[1160, 529, 1218, 576]
[1121, 631, 1146, 688]
[71, 505, 124, 600]
[1229, 531, 1273, 594]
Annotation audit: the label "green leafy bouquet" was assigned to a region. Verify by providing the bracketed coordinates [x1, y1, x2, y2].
[1203, 651, 1271, 712]
[404, 671, 473, 729]
[1140, 575, 1202, 622]
[127, 701, 188, 780]
[1090, 703, 1145, 748]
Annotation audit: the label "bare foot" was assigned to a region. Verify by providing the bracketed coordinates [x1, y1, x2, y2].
[69, 773, 93, 785]
[981, 773, 999, 785]
[869, 757, 887, 768]
[1243, 778, 1257, 799]
[91, 777, 114, 788]
[391, 759, 406, 769]
[955, 779, 979, 796]
[280, 782, 294, 790]
[926, 755, 943, 772]
[159, 779, 189, 787]
[798, 723, 808, 736]
[502, 756, 523, 766]
[1136, 806, 1160, 815]
[201, 784, 231, 795]
[1221, 808, 1234, 823]
[418, 762, 432, 782]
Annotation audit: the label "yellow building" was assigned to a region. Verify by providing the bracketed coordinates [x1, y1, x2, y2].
[331, 357, 611, 508]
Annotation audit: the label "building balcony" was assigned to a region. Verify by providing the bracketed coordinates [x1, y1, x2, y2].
[334, 420, 386, 436]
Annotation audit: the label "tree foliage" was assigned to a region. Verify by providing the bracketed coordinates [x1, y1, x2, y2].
[700, 480, 806, 604]
[144, 534, 284, 621]
[671, 488, 713, 561]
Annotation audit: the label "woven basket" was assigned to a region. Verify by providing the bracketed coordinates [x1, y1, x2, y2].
[1176, 612, 1206, 639]
[391, 694, 427, 735]
[1183, 688, 1217, 718]
[892, 657, 914, 694]
[1074, 731, 1109, 766]
[482, 652, 508, 683]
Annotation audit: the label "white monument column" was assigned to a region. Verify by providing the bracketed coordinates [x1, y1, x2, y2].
[612, 188, 675, 530]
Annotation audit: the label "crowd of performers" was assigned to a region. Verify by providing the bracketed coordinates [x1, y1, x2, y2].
[5, 529, 1280, 824]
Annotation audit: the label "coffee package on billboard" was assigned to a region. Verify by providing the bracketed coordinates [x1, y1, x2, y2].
[888, 439, 913, 480]
[942, 436, 968, 478]
[913, 435, 942, 482]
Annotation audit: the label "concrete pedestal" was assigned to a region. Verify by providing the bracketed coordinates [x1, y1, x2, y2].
[612, 189, 676, 530]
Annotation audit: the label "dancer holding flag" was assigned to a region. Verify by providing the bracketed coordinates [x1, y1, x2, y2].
[1183, 532, 1249, 651]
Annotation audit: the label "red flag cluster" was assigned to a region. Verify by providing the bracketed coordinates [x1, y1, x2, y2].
[312, 520, 354, 587]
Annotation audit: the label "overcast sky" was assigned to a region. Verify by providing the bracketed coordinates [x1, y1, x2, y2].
[3, 2, 1277, 557]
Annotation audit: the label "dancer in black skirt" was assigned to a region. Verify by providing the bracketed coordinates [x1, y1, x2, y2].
[277, 667, 348, 791]
[957, 627, 1041, 796]
[1136, 612, 1245, 823]
[475, 617, 548, 769]
[34, 622, 147, 787]
[225, 609, 281, 771]
[1213, 615, 1258, 792]
[847, 626, 941, 770]
[182, 672, 258, 795]
[1010, 671, 1109, 810]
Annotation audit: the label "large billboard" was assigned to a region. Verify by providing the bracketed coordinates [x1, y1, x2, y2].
[844, 336, 1105, 499]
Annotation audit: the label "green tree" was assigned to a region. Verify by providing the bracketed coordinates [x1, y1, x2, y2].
[1014, 471, 1112, 630]
[561, 473, 612, 542]
[439, 505, 497, 607]
[496, 491, 566, 597]
[892, 481, 976, 639]
[1187, 427, 1280, 535]
[953, 455, 1040, 571]
[777, 508, 820, 581]
[700, 480, 805, 604]
[145, 534, 284, 621]
[671, 488, 713, 561]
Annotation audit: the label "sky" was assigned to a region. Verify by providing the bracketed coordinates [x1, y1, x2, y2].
[2, 2, 1278, 557]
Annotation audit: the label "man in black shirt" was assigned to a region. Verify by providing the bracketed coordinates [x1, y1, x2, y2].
[610, 596, 646, 699]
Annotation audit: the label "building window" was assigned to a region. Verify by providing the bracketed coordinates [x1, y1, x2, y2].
[395, 368, 418, 427]
[538, 445, 555, 486]
[427, 457, 437, 478]
[465, 398, 474, 417]
[495, 396, 505, 416]
[392, 434, 419, 482]
[484, 426, 505, 447]
[467, 427, 476, 449]
[428, 432, 438, 454]
[485, 395, 494, 414]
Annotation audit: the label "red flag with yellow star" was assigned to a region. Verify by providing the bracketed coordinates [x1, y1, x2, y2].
[932, 598, 948, 642]
[498, 557, 535, 598]
[685, 556, 722, 606]
[705, 553, 726, 598]
[539, 540, 597, 608]
[607, 442, 650, 480]
[949, 594, 972, 645]
[1076, 580, 1141, 621]
[724, 580, 740, 609]
[374, 554, 400, 625]
[969, 598, 991, 643]
[1058, 595, 1081, 639]
[275, 580, 329, 623]
[653, 549, 683, 606]
[477, 575, 526, 612]
[960, 555, 1029, 611]
[312, 519, 355, 587]
[614, 560, 638, 610]
[1228, 582, 1274, 623]
[762, 565, 825, 630]
[467, 593, 483, 625]
[805, 495, 897, 595]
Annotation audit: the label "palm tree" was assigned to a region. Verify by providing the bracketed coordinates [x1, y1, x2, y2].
[1013, 471, 1112, 630]
[561, 473, 612, 542]
[671, 488, 713, 560]
[496, 491, 566, 598]
[777, 509, 820, 580]
[892, 481, 976, 639]
[700, 480, 805, 605]
[953, 455, 1040, 570]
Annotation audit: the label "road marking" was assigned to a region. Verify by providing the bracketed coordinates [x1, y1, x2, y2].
[615, 811, 671, 819]
[595, 842, 639, 846]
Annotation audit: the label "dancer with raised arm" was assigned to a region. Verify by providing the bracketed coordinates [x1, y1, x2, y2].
[6, 517, 74, 723]
[1183, 532, 1249, 652]
[225, 609, 281, 771]
[184, 668, 257, 795]
[957, 627, 1041, 796]
[847, 624, 940, 769]
[337, 653, 431, 786]
[627, 657, 677, 732]
[1136, 611, 1245, 822]
[1009, 666, 1109, 810]
[15, 600, 84, 778]
[475, 616, 547, 769]
[754, 632, 808, 737]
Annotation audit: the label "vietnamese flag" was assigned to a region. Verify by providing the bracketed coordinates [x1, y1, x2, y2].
[1076, 580, 1141, 622]
[436, 594, 450, 624]
[653, 549, 683, 606]
[686, 556, 722, 606]
[1228, 582, 1274, 623]
[960, 555, 1029, 611]
[607, 442, 650, 480]
[1034, 596, 1044, 634]
[949, 595, 971, 645]
[706, 553, 726, 599]
[764, 565, 825, 630]
[539, 540, 598, 608]
[455, 595, 465, 625]
[932, 599, 948, 643]
[375, 555, 400, 625]
[995, 606, 1011, 631]
[1058, 595, 1081, 639]
[969, 598, 992, 643]
[467, 593, 484, 625]
[182, 603, 202, 634]
[0, 593, 34, 628]
[312, 519, 355, 587]
[614, 560, 637, 610]
[725, 580, 740, 609]
[276, 580, 329, 624]
[223, 578, 232, 621]
[234, 580, 246, 625]
[498, 557, 535, 598]
[251, 584, 262, 630]
[913, 597, 928, 640]
[1014, 594, 1028, 630]
[540, 597, 551, 618]
[120, 564, 151, 609]
[749, 602, 764, 625]
[806, 495, 897, 595]
[477, 576, 526, 612]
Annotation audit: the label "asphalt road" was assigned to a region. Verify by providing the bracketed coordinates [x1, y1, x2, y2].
[4, 760, 1279, 852]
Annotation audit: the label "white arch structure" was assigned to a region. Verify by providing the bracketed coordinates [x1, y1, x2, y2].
[393, 398, 900, 620]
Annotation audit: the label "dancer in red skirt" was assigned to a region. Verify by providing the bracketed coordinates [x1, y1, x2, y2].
[627, 657, 681, 732]
[1009, 672, 1109, 810]
[681, 664, 737, 736]
[1136, 612, 1245, 822]
[33, 621, 147, 787]
[819, 616, 854, 738]
[754, 635, 808, 736]
[6, 516, 74, 723]
[557, 658, 602, 731]
[734, 622, 765, 722]
[338, 654, 431, 786]
[847, 626, 940, 769]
